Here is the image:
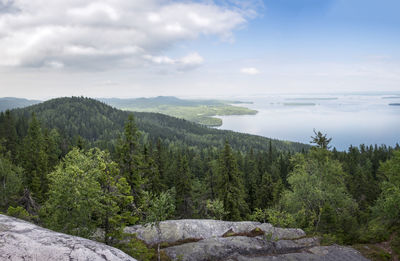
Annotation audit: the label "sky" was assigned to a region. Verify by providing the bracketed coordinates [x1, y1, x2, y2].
[0, 0, 399, 99]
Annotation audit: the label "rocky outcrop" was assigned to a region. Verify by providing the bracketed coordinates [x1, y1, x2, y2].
[0, 214, 137, 261]
[164, 236, 320, 261]
[124, 219, 305, 245]
[126, 219, 369, 261]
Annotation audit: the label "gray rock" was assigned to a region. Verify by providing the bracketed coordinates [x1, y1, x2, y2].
[227, 245, 369, 261]
[0, 214, 137, 261]
[163, 236, 320, 261]
[124, 219, 305, 245]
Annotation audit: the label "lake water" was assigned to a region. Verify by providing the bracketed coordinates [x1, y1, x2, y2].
[217, 94, 400, 151]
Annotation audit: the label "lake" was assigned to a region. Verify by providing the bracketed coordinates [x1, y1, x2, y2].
[217, 94, 400, 151]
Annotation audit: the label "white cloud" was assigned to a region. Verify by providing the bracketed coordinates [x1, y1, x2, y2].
[0, 0, 249, 70]
[144, 52, 204, 71]
[178, 52, 204, 71]
[240, 67, 260, 75]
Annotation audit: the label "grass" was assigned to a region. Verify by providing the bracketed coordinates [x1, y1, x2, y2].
[122, 104, 257, 127]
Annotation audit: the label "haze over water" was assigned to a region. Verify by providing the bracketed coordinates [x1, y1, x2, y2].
[217, 93, 400, 151]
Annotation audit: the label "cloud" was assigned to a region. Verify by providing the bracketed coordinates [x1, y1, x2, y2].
[144, 52, 204, 72]
[0, 0, 249, 70]
[240, 67, 260, 75]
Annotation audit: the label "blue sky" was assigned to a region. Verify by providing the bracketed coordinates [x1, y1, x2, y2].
[0, 0, 399, 99]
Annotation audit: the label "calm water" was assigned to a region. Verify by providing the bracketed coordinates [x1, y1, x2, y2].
[217, 94, 400, 151]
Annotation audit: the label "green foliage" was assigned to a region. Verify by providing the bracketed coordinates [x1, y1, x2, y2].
[143, 190, 175, 225]
[280, 149, 358, 242]
[0, 110, 18, 160]
[391, 232, 400, 256]
[175, 155, 193, 218]
[116, 115, 143, 201]
[142, 190, 175, 261]
[206, 199, 228, 220]
[0, 154, 23, 209]
[310, 129, 332, 149]
[43, 148, 134, 242]
[143, 145, 162, 194]
[20, 114, 49, 201]
[320, 234, 340, 245]
[249, 208, 268, 223]
[353, 244, 392, 261]
[217, 142, 249, 220]
[114, 234, 155, 261]
[372, 151, 400, 227]
[7, 206, 32, 221]
[249, 208, 295, 228]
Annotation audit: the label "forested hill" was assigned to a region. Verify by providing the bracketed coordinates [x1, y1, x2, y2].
[11, 97, 308, 152]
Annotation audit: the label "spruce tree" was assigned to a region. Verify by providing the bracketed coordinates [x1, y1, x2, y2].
[175, 155, 193, 218]
[142, 144, 163, 194]
[255, 172, 274, 209]
[244, 149, 258, 211]
[20, 114, 48, 201]
[0, 110, 18, 161]
[116, 115, 143, 205]
[216, 141, 248, 220]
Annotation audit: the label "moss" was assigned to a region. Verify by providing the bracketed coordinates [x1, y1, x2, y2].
[222, 228, 265, 238]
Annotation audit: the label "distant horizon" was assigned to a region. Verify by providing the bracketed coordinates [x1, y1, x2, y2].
[2, 90, 400, 101]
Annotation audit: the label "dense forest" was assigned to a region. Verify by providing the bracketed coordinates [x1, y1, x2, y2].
[0, 97, 399, 260]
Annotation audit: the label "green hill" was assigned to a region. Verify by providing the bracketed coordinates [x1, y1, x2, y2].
[12, 97, 308, 152]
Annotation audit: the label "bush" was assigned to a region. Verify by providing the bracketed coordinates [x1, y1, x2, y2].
[391, 232, 400, 256]
[114, 234, 155, 261]
[7, 206, 32, 221]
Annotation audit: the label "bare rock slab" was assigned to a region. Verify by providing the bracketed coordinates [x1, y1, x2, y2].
[0, 214, 137, 261]
[229, 245, 370, 261]
[125, 219, 305, 245]
[163, 236, 320, 261]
